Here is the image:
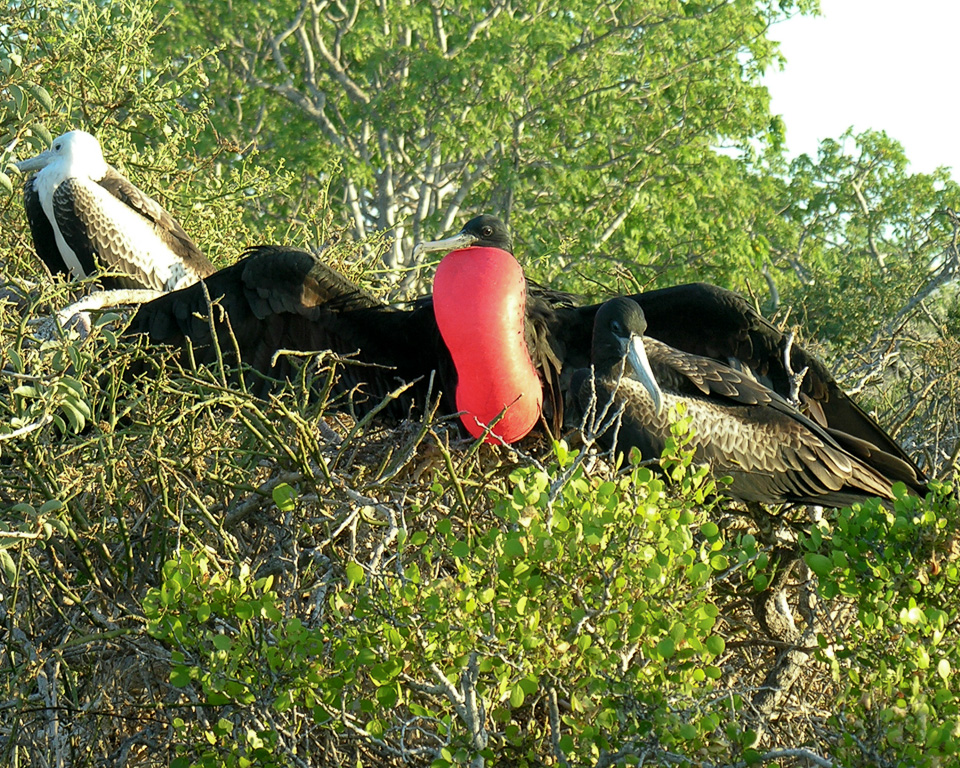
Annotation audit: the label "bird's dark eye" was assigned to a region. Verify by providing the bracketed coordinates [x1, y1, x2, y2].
[54, 143, 61, 150]
[482, 226, 493, 237]
[611, 320, 625, 335]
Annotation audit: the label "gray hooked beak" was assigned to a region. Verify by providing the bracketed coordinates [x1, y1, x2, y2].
[412, 230, 478, 260]
[625, 335, 663, 416]
[15, 146, 54, 173]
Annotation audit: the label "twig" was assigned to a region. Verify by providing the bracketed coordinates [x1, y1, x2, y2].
[0, 414, 53, 441]
[782, 332, 808, 407]
[547, 684, 569, 768]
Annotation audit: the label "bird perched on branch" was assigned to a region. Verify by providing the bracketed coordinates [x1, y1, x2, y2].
[126, 214, 926, 503]
[574, 297, 926, 506]
[16, 129, 214, 291]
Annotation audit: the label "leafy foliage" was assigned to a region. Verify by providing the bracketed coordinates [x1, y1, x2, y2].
[153, 0, 814, 280]
[802, 482, 960, 765]
[2, 0, 960, 767]
[1, 0, 333, 275]
[764, 131, 960, 472]
[142, 443, 734, 766]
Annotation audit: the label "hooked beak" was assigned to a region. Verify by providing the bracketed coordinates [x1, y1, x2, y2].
[412, 230, 478, 260]
[15, 147, 54, 173]
[625, 335, 663, 416]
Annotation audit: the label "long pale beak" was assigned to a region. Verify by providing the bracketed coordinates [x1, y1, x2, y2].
[625, 335, 663, 416]
[412, 230, 478, 260]
[15, 147, 54, 173]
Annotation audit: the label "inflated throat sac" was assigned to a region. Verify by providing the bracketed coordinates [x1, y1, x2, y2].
[433, 246, 542, 443]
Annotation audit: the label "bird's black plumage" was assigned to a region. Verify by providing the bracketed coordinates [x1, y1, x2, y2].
[128, 245, 446, 417]
[576, 297, 925, 506]
[126, 214, 925, 492]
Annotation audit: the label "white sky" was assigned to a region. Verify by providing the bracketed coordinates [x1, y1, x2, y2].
[762, 0, 959, 180]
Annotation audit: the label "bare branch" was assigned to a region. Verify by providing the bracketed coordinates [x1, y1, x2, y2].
[851, 177, 886, 269]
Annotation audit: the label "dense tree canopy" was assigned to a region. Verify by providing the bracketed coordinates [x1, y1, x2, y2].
[155, 0, 807, 282]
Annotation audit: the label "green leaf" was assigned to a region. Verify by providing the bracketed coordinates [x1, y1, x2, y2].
[709, 553, 728, 571]
[34, 124, 52, 145]
[706, 635, 725, 657]
[59, 399, 87, 433]
[9, 84, 25, 117]
[502, 535, 525, 558]
[656, 638, 676, 659]
[271, 483, 296, 511]
[37, 499, 63, 515]
[345, 562, 364, 587]
[170, 666, 193, 688]
[937, 658, 951, 681]
[376, 684, 399, 708]
[804, 553, 832, 578]
[519, 676, 539, 694]
[25, 82, 53, 112]
[0, 548, 17, 582]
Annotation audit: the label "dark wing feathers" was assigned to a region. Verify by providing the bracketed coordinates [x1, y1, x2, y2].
[650, 341, 922, 500]
[127, 246, 443, 416]
[98, 167, 214, 276]
[51, 180, 101, 277]
[23, 177, 66, 277]
[645, 339, 772, 404]
[559, 282, 924, 483]
[586, 334, 912, 506]
[524, 295, 568, 435]
[24, 168, 214, 289]
[127, 245, 922, 502]
[636, 283, 923, 478]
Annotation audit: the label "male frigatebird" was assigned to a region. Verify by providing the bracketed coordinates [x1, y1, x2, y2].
[126, 214, 926, 500]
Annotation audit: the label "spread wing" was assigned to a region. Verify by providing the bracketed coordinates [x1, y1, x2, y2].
[127, 245, 445, 416]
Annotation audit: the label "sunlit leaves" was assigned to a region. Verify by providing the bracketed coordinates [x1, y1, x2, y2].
[151, 0, 810, 282]
[796, 483, 960, 764]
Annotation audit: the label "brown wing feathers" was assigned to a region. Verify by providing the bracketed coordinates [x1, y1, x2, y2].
[97, 167, 213, 275]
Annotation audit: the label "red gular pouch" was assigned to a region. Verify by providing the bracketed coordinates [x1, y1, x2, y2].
[433, 245, 543, 443]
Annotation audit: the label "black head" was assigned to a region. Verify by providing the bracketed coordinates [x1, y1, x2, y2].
[459, 214, 513, 253]
[593, 297, 648, 358]
[413, 214, 513, 260]
[591, 297, 662, 412]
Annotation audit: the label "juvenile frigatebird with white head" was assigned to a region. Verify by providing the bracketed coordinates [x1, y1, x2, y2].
[16, 129, 214, 291]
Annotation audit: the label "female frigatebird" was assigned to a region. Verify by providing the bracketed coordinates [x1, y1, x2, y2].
[575, 297, 925, 506]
